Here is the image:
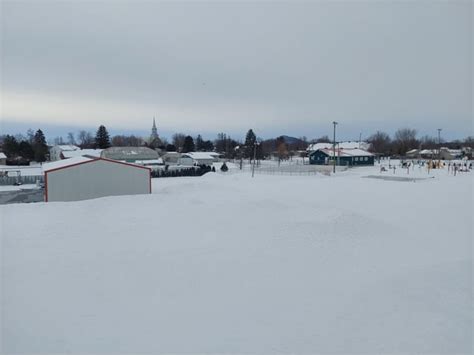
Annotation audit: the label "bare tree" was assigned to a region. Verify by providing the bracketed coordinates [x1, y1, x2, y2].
[172, 133, 186, 152]
[464, 136, 474, 148]
[26, 129, 35, 144]
[53, 136, 65, 145]
[393, 128, 418, 156]
[367, 131, 391, 155]
[311, 135, 331, 143]
[67, 132, 76, 145]
[419, 135, 437, 149]
[111, 135, 144, 147]
[276, 136, 289, 161]
[77, 130, 94, 148]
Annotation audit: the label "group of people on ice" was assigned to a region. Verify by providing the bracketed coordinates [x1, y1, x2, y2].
[380, 159, 472, 175]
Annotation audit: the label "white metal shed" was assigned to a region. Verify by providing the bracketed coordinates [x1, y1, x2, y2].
[43, 157, 151, 202]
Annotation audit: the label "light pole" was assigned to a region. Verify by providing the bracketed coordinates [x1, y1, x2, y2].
[332, 121, 338, 173]
[437, 128, 442, 161]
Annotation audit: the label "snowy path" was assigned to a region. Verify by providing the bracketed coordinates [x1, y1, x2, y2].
[1, 167, 472, 353]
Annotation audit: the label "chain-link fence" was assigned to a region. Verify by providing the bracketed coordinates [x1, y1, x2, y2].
[0, 175, 44, 186]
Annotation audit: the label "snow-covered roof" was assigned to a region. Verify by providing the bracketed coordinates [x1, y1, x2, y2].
[316, 148, 374, 157]
[441, 148, 462, 155]
[307, 141, 371, 151]
[182, 152, 217, 160]
[62, 149, 103, 159]
[134, 159, 164, 165]
[53, 145, 80, 151]
[406, 149, 419, 154]
[42, 156, 94, 172]
[420, 149, 435, 155]
[0, 152, 7, 159]
[101, 147, 159, 160]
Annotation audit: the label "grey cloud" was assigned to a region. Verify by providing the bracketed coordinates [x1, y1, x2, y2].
[1, 0, 472, 139]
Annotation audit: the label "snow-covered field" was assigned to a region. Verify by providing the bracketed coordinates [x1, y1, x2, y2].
[1, 165, 472, 354]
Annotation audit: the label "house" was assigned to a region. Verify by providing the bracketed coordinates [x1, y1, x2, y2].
[133, 159, 164, 170]
[162, 152, 181, 165]
[0, 152, 7, 165]
[406, 149, 420, 158]
[420, 149, 436, 159]
[309, 148, 374, 166]
[307, 141, 371, 152]
[439, 148, 463, 160]
[42, 156, 151, 202]
[49, 145, 81, 161]
[179, 152, 219, 166]
[101, 147, 159, 163]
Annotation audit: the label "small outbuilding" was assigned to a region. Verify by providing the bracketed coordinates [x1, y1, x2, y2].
[309, 148, 374, 166]
[179, 152, 219, 166]
[49, 145, 81, 161]
[0, 152, 7, 165]
[43, 156, 151, 202]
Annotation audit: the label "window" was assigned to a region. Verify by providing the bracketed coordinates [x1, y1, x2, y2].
[364, 157, 368, 161]
[355, 157, 359, 161]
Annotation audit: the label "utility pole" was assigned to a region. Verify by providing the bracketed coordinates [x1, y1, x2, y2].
[437, 128, 442, 161]
[333, 121, 338, 173]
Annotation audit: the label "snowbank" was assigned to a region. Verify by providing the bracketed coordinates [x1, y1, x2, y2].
[1, 167, 472, 353]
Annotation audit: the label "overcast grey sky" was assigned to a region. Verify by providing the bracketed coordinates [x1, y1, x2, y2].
[1, 0, 472, 140]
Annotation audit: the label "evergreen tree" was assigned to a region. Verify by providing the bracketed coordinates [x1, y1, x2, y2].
[244, 129, 257, 159]
[19, 140, 35, 160]
[202, 140, 214, 151]
[33, 129, 48, 162]
[95, 125, 111, 149]
[182, 135, 195, 153]
[166, 144, 177, 151]
[195, 134, 204, 151]
[220, 162, 228, 172]
[2, 135, 20, 157]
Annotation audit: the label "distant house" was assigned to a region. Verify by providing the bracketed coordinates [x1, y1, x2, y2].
[162, 152, 181, 165]
[307, 141, 371, 152]
[49, 145, 80, 161]
[133, 159, 164, 170]
[179, 152, 219, 166]
[440, 148, 463, 160]
[406, 149, 420, 158]
[0, 152, 7, 165]
[420, 149, 436, 159]
[101, 147, 159, 163]
[309, 148, 374, 166]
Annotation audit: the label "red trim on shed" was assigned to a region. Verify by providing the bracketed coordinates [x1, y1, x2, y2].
[45, 157, 152, 173]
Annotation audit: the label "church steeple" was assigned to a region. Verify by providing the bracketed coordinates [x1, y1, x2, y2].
[151, 116, 159, 140]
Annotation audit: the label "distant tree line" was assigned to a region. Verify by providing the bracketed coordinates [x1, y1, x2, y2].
[367, 128, 474, 156]
[1, 129, 48, 163]
[2, 123, 473, 164]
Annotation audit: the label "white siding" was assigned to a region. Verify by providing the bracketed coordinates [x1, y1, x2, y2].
[46, 159, 150, 202]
